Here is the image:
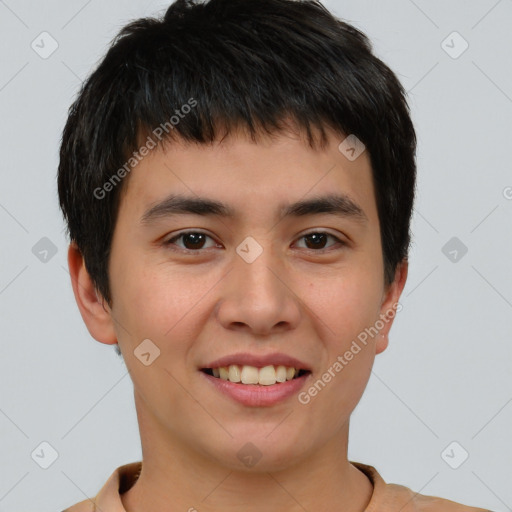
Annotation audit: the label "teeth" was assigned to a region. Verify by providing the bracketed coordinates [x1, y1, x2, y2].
[210, 365, 303, 385]
[228, 364, 241, 383]
[259, 365, 277, 386]
[275, 365, 287, 383]
[286, 367, 296, 380]
[241, 365, 259, 384]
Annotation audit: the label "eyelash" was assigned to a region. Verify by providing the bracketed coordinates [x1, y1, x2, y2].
[163, 230, 346, 254]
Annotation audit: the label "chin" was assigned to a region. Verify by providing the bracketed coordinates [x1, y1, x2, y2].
[201, 430, 313, 473]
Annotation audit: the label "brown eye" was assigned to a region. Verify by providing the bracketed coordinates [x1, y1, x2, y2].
[165, 231, 216, 251]
[296, 232, 344, 251]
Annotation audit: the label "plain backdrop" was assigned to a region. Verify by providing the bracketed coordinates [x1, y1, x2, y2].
[0, 1, 511, 510]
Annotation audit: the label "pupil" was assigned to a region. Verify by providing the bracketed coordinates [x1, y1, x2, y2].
[306, 233, 326, 249]
[185, 233, 204, 249]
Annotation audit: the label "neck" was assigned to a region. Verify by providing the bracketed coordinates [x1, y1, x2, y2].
[121, 392, 373, 512]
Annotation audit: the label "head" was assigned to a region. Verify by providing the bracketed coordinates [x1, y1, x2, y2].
[59, 0, 415, 471]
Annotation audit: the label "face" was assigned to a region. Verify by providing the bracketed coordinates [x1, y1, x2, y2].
[75, 125, 406, 472]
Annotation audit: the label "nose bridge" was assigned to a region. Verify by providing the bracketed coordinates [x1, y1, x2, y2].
[234, 235, 284, 299]
[215, 234, 301, 334]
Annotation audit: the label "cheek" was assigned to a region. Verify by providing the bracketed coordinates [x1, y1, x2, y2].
[308, 268, 383, 342]
[110, 255, 196, 344]
[313, 276, 379, 413]
[330, 274, 382, 391]
[110, 262, 202, 413]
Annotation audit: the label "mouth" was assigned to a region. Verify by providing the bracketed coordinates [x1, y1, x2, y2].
[201, 365, 311, 386]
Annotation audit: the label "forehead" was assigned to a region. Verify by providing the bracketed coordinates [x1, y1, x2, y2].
[118, 126, 378, 228]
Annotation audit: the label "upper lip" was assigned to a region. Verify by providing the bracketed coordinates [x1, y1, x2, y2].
[202, 352, 311, 371]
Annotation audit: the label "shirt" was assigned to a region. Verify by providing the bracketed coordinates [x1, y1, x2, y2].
[62, 460, 493, 512]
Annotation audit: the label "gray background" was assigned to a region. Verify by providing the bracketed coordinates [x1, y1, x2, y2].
[0, 0, 511, 510]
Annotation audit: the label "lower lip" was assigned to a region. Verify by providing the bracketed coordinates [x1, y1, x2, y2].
[201, 371, 311, 407]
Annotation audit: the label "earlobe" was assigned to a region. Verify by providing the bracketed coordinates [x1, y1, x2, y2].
[67, 242, 118, 345]
[375, 333, 389, 355]
[375, 260, 408, 354]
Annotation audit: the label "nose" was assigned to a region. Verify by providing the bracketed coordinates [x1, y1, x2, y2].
[214, 242, 301, 336]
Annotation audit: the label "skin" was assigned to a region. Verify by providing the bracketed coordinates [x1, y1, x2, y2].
[68, 123, 408, 511]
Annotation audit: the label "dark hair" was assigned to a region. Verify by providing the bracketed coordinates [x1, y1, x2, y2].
[58, 0, 416, 310]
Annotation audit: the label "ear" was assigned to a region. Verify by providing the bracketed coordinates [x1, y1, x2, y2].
[67, 242, 117, 345]
[375, 259, 408, 355]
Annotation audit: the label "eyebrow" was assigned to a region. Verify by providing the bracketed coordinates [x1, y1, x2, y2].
[140, 193, 368, 226]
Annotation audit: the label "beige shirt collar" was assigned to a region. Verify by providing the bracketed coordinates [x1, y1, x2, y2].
[64, 460, 490, 512]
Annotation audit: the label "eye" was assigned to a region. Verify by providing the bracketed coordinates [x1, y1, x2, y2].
[294, 231, 346, 251]
[164, 231, 218, 251]
[163, 230, 346, 253]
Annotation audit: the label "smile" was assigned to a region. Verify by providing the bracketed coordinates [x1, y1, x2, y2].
[202, 365, 310, 386]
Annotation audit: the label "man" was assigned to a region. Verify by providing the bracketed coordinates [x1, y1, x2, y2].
[58, 0, 491, 510]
